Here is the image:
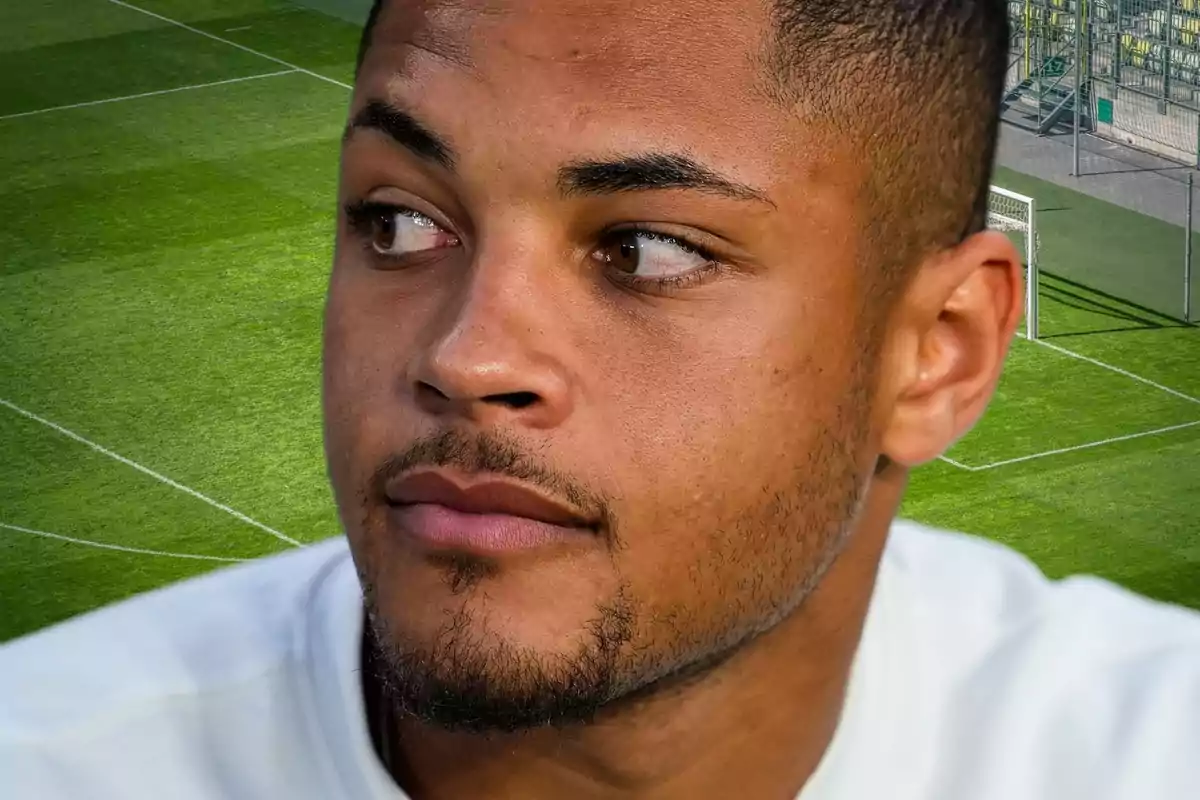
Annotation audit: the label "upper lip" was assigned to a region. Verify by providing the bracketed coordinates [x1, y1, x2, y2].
[385, 470, 593, 528]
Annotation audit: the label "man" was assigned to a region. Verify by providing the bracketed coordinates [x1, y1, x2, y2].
[3, 0, 1199, 797]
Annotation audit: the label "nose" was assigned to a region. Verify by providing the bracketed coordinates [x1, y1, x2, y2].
[409, 277, 575, 431]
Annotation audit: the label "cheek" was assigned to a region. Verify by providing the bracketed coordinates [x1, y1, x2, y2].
[599, 286, 859, 497]
[611, 358, 825, 546]
[320, 268, 427, 501]
[322, 254, 441, 407]
[591, 301, 868, 616]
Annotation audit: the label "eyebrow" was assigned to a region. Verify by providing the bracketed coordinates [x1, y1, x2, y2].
[344, 100, 456, 170]
[558, 153, 773, 205]
[345, 101, 772, 206]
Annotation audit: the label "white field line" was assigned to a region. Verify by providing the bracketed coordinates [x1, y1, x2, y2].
[937, 455, 978, 472]
[0, 398, 302, 548]
[0, 522, 248, 566]
[0, 70, 296, 122]
[967, 419, 1200, 471]
[1, 522, 247, 563]
[103, 0, 353, 90]
[1017, 333, 1200, 406]
[937, 335, 1200, 471]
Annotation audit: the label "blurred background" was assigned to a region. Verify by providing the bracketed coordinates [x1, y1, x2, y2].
[1, 0, 1197, 642]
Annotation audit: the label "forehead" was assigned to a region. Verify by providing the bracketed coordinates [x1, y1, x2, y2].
[357, 0, 808, 174]
[367, 0, 769, 91]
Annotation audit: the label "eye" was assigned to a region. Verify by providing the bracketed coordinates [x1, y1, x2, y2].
[344, 202, 460, 257]
[592, 230, 713, 279]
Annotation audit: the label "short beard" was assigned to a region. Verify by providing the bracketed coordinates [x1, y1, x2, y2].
[362, 583, 638, 734]
[354, 344, 879, 737]
[359, 459, 866, 737]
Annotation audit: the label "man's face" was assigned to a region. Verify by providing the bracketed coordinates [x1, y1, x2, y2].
[325, 0, 883, 731]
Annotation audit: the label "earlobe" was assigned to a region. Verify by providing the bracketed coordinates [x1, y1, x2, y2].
[882, 374, 958, 467]
[879, 231, 1023, 468]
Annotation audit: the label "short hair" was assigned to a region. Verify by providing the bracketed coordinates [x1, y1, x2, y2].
[766, 0, 1008, 287]
[357, 0, 1008, 287]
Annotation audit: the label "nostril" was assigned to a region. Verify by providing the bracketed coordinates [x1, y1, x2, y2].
[416, 381, 451, 401]
[415, 381, 541, 411]
[484, 391, 539, 410]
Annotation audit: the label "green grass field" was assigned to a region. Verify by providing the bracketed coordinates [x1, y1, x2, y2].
[2, 0, 1198, 643]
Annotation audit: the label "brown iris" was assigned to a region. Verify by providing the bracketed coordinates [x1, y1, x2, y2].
[371, 210, 397, 252]
[597, 232, 642, 274]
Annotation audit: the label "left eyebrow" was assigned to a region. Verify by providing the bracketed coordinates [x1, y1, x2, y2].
[557, 153, 775, 206]
[343, 100, 456, 170]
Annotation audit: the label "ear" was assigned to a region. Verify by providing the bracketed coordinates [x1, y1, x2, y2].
[877, 230, 1023, 468]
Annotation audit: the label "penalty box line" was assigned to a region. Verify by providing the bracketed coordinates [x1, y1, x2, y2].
[941, 335, 1200, 471]
[0, 70, 297, 122]
[0, 522, 248, 563]
[1018, 333, 1200, 407]
[0, 397, 302, 548]
[102, 0, 353, 90]
[943, 419, 1200, 473]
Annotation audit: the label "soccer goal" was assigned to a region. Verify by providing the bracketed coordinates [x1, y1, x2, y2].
[987, 185, 1039, 340]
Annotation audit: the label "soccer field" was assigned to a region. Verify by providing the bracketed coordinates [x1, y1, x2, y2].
[2, 0, 1198, 643]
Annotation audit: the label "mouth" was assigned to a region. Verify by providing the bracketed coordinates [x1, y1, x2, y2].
[383, 469, 597, 554]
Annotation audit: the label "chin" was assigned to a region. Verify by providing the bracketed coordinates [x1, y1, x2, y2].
[365, 572, 640, 733]
[364, 538, 628, 653]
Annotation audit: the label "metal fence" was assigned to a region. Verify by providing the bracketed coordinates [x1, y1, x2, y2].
[1003, 1, 1198, 323]
[1007, 0, 1200, 164]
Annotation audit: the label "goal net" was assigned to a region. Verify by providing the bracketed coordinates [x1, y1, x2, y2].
[987, 185, 1039, 339]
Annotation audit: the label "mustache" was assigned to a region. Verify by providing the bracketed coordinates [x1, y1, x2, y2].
[368, 429, 616, 533]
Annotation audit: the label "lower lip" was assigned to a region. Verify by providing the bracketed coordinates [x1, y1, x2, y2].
[387, 503, 584, 553]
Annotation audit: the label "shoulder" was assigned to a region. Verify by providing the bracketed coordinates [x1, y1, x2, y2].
[885, 519, 1200, 656]
[883, 520, 1200, 799]
[0, 537, 353, 742]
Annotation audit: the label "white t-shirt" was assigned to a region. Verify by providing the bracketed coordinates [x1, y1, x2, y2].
[2, 521, 1198, 799]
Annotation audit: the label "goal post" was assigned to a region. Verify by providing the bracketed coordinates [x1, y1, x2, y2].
[987, 185, 1039, 340]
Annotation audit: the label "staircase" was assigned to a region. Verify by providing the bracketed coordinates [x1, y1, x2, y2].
[1001, 0, 1093, 136]
[1002, 76, 1085, 135]
[1001, 48, 1089, 135]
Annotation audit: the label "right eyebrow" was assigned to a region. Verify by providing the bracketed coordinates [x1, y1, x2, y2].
[343, 100, 457, 171]
[558, 153, 774, 205]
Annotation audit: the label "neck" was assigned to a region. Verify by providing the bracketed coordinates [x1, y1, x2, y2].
[371, 480, 902, 800]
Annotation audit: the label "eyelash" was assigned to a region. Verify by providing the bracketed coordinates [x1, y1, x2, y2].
[343, 200, 427, 242]
[601, 227, 724, 293]
[341, 200, 727, 293]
